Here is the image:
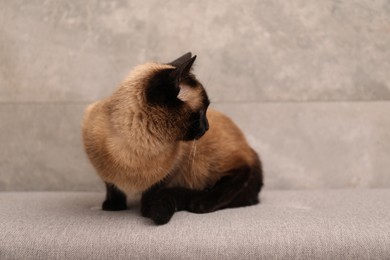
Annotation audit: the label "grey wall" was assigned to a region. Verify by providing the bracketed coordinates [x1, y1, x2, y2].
[1, 0, 389, 191]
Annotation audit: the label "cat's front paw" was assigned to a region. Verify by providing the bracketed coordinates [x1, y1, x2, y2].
[149, 200, 175, 225]
[102, 199, 127, 211]
[141, 196, 154, 218]
[188, 198, 215, 214]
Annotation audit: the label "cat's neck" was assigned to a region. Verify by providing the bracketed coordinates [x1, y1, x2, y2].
[108, 109, 177, 158]
[105, 88, 180, 162]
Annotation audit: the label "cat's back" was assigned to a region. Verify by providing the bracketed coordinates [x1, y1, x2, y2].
[205, 108, 255, 161]
[172, 108, 258, 189]
[204, 108, 250, 149]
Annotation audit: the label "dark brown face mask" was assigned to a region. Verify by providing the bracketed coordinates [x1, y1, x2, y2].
[144, 52, 210, 141]
[182, 109, 210, 141]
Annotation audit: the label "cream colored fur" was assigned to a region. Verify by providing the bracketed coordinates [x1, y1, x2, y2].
[82, 62, 257, 196]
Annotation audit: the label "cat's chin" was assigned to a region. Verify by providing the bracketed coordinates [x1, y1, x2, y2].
[181, 129, 207, 142]
[195, 131, 207, 140]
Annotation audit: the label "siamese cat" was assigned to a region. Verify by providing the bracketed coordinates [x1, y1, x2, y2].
[82, 53, 263, 225]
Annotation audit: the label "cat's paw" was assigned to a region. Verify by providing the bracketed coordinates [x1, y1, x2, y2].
[140, 199, 152, 218]
[149, 200, 175, 225]
[187, 199, 211, 214]
[102, 199, 127, 211]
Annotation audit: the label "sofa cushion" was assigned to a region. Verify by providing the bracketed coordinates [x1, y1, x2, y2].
[0, 189, 389, 259]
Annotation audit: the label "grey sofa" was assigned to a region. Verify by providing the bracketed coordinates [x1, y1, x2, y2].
[2, 0, 390, 259]
[1, 190, 390, 259]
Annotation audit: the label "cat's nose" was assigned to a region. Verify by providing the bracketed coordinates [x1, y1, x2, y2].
[195, 129, 207, 140]
[203, 118, 209, 131]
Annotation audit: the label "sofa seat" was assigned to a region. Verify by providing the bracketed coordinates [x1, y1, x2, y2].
[1, 189, 389, 259]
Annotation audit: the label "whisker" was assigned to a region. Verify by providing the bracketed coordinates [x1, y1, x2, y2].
[188, 140, 196, 167]
[192, 141, 197, 170]
[190, 141, 198, 177]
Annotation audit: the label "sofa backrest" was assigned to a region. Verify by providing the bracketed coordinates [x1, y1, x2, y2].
[1, 1, 389, 191]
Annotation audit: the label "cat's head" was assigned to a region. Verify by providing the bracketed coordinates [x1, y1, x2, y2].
[122, 52, 210, 141]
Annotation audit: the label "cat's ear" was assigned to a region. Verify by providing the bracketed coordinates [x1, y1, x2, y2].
[170, 55, 197, 83]
[169, 52, 192, 67]
[145, 54, 196, 106]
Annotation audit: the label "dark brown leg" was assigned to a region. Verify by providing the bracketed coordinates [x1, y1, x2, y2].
[141, 183, 201, 225]
[141, 157, 263, 224]
[188, 156, 263, 213]
[102, 182, 127, 211]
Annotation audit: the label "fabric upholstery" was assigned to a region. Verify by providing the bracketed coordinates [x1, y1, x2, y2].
[2, 1, 390, 192]
[1, 189, 389, 259]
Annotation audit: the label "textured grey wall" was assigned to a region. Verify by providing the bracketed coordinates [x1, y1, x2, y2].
[1, 0, 389, 191]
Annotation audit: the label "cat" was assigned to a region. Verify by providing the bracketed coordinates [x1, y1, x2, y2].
[82, 52, 263, 225]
